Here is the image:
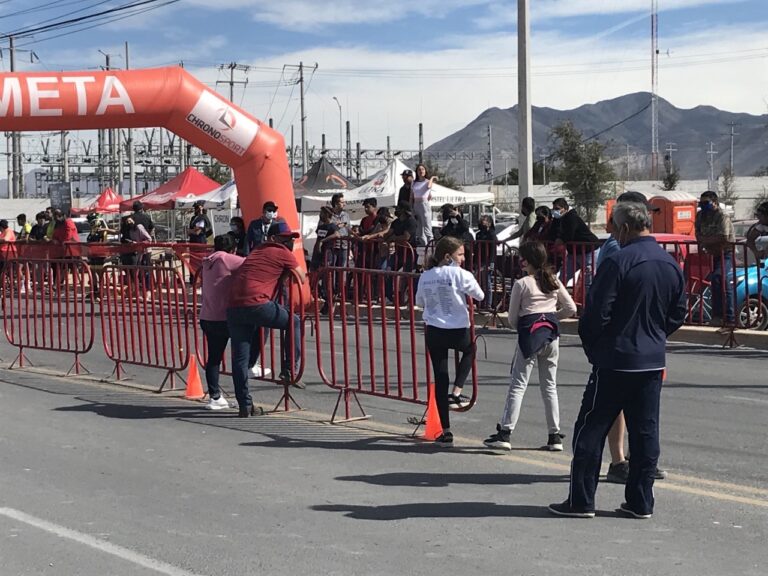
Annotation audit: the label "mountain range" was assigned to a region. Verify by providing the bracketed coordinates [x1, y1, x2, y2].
[426, 92, 768, 183]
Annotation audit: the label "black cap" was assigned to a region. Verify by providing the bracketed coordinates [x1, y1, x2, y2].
[132, 200, 143, 211]
[263, 201, 278, 212]
[401, 169, 413, 177]
[193, 200, 205, 207]
[616, 191, 660, 212]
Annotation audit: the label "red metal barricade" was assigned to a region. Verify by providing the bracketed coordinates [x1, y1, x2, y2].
[191, 268, 306, 412]
[1, 258, 95, 374]
[313, 266, 478, 423]
[100, 265, 190, 391]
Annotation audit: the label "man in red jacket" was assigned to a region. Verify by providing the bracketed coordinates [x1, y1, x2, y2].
[50, 209, 79, 244]
[227, 221, 306, 417]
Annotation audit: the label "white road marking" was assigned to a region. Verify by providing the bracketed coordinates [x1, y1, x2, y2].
[0, 508, 204, 576]
[724, 395, 768, 405]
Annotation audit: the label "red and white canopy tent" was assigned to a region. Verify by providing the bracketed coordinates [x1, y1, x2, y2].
[71, 187, 124, 216]
[118, 167, 220, 211]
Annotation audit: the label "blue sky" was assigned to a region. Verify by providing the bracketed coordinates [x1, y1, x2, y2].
[1, 0, 766, 150]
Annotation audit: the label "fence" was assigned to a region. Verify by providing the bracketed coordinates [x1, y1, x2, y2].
[312, 266, 478, 423]
[100, 265, 191, 391]
[0, 258, 95, 374]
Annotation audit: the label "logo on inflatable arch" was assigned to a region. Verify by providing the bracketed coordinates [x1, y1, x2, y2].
[186, 90, 258, 157]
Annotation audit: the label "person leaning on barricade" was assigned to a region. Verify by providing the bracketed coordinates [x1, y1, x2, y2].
[313, 207, 341, 315]
[29, 212, 48, 242]
[549, 202, 686, 520]
[227, 221, 306, 417]
[483, 240, 576, 452]
[415, 236, 484, 446]
[16, 213, 31, 241]
[85, 211, 116, 300]
[548, 198, 599, 283]
[199, 234, 245, 411]
[746, 201, 768, 260]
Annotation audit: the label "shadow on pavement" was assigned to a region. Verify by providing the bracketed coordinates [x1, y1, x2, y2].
[55, 401, 204, 419]
[312, 502, 559, 520]
[335, 472, 568, 487]
[241, 435, 497, 455]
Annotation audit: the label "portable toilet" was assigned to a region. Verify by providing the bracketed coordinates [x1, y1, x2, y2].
[649, 191, 698, 235]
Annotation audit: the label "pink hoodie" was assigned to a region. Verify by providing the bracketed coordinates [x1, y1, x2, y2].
[200, 251, 245, 322]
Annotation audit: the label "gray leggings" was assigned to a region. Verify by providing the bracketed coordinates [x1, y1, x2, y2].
[412, 201, 433, 246]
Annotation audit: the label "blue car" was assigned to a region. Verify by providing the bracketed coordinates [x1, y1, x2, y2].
[734, 257, 768, 330]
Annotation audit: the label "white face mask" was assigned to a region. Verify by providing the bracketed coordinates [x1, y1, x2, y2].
[265, 211, 277, 221]
[230, 224, 239, 233]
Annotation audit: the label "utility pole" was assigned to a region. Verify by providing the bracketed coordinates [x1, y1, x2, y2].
[726, 121, 740, 173]
[706, 142, 717, 191]
[216, 62, 250, 179]
[283, 63, 317, 176]
[345, 121, 352, 179]
[61, 131, 69, 183]
[650, 0, 660, 180]
[126, 41, 136, 197]
[332, 96, 343, 173]
[418, 123, 424, 165]
[9, 36, 18, 199]
[517, 0, 533, 199]
[664, 142, 678, 167]
[486, 125, 494, 188]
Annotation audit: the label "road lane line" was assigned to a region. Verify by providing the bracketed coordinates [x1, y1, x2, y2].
[724, 395, 768, 405]
[0, 508, 204, 576]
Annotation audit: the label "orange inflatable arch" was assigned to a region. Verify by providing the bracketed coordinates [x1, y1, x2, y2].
[0, 66, 306, 271]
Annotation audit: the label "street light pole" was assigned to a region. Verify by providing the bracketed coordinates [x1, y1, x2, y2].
[332, 96, 342, 174]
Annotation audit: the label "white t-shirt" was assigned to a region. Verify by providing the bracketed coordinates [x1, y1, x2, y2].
[411, 180, 431, 203]
[416, 265, 484, 329]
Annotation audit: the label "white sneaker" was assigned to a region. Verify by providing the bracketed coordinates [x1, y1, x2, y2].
[250, 363, 272, 378]
[205, 396, 231, 410]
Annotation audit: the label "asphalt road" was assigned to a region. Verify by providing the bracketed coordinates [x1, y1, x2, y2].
[0, 325, 766, 576]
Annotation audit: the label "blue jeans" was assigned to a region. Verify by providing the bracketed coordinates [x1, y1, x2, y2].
[710, 251, 734, 322]
[227, 303, 301, 409]
[200, 320, 229, 399]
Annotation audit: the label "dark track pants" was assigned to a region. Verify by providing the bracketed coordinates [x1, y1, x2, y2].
[568, 367, 663, 515]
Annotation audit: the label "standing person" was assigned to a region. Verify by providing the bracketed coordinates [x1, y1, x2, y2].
[200, 234, 245, 410]
[746, 201, 768, 259]
[313, 207, 341, 315]
[695, 190, 735, 329]
[509, 197, 536, 241]
[359, 198, 378, 236]
[123, 201, 154, 241]
[523, 206, 552, 242]
[246, 201, 279, 251]
[440, 204, 471, 241]
[227, 221, 306, 417]
[549, 202, 687, 519]
[50, 209, 79, 244]
[362, 207, 395, 271]
[411, 163, 436, 247]
[187, 200, 213, 244]
[356, 198, 379, 268]
[16, 214, 31, 241]
[548, 198, 599, 283]
[397, 169, 413, 207]
[29, 212, 48, 242]
[85, 212, 113, 298]
[227, 216, 248, 256]
[0, 220, 15, 275]
[329, 193, 350, 268]
[484, 241, 577, 451]
[415, 236, 484, 446]
[475, 214, 498, 308]
[382, 203, 418, 274]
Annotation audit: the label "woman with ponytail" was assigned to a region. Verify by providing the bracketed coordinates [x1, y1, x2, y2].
[415, 236, 484, 446]
[484, 241, 576, 451]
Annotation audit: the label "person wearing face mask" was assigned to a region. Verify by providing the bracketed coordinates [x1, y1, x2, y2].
[246, 201, 280, 252]
[227, 217, 248, 256]
[440, 204, 471, 241]
[483, 241, 576, 452]
[548, 198, 599, 281]
[694, 190, 735, 328]
[509, 197, 537, 241]
[549, 202, 686, 520]
[523, 206, 552, 242]
[187, 200, 213, 244]
[415, 236, 484, 446]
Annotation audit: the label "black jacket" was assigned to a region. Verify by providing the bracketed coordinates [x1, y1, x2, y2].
[549, 210, 598, 244]
[578, 236, 687, 371]
[518, 313, 560, 359]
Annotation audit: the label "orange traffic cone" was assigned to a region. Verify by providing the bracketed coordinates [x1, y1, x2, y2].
[185, 359, 205, 400]
[424, 382, 443, 440]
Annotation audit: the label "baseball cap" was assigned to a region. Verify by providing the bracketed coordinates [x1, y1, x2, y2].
[193, 200, 205, 207]
[401, 169, 413, 177]
[132, 200, 143, 211]
[616, 191, 660, 212]
[267, 220, 300, 238]
[263, 201, 278, 212]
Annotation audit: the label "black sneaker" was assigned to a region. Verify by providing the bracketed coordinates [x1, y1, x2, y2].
[606, 460, 630, 484]
[483, 424, 511, 450]
[447, 393, 471, 410]
[617, 502, 652, 519]
[548, 500, 595, 518]
[434, 431, 453, 446]
[544, 433, 565, 451]
[653, 466, 668, 480]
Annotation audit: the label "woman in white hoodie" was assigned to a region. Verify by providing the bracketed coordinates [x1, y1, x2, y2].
[415, 236, 484, 446]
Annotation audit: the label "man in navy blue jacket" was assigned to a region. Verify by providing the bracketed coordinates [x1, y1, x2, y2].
[549, 202, 687, 520]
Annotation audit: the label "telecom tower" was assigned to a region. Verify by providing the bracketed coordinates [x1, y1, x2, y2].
[651, 0, 659, 180]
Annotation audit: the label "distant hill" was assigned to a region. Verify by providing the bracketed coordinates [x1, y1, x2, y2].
[426, 92, 768, 183]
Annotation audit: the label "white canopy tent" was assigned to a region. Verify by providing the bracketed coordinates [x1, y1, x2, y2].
[299, 159, 494, 217]
[174, 180, 238, 210]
